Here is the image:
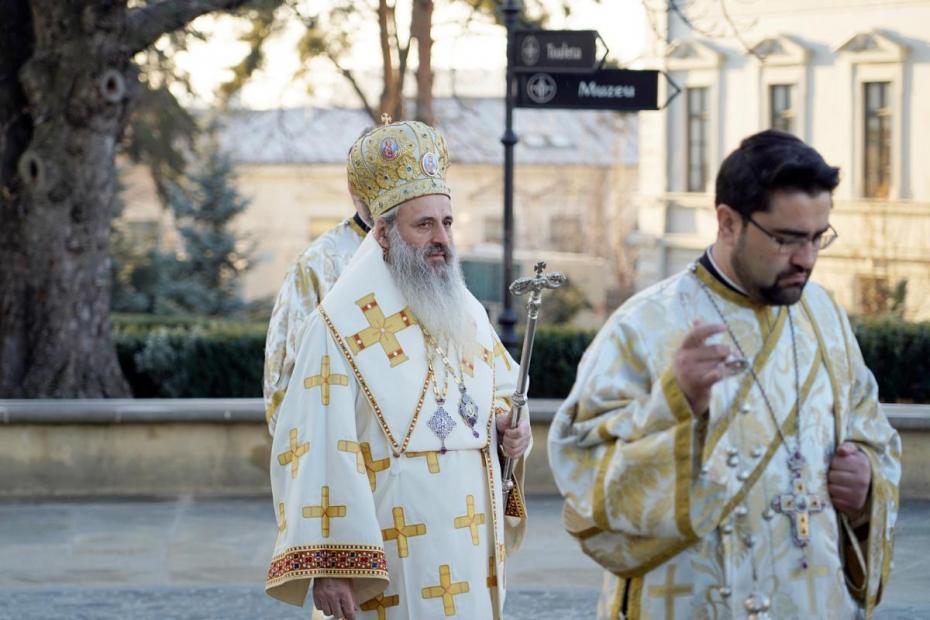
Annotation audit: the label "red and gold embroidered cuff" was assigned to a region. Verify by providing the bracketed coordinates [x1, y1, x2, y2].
[266, 544, 388, 586]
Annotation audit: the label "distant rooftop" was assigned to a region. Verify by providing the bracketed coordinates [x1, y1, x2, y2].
[217, 97, 637, 168]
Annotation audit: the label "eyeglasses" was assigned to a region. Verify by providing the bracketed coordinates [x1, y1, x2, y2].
[745, 216, 839, 254]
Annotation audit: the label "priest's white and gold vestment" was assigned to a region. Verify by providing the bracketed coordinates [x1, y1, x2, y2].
[265, 234, 528, 619]
[264, 216, 368, 431]
[548, 262, 900, 620]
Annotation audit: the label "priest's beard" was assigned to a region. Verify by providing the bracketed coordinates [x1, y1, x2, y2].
[732, 231, 809, 306]
[385, 225, 471, 352]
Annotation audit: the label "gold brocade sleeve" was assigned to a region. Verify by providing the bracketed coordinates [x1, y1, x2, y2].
[263, 259, 323, 433]
[548, 314, 719, 577]
[264, 221, 365, 434]
[265, 312, 390, 607]
[829, 299, 901, 619]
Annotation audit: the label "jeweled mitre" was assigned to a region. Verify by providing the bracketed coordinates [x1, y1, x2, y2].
[346, 120, 451, 220]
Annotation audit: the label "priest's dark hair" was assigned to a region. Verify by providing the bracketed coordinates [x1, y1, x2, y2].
[715, 129, 840, 219]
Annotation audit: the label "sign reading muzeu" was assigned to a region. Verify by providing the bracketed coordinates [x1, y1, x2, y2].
[515, 69, 659, 111]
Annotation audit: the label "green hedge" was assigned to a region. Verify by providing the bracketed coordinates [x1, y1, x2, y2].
[114, 319, 266, 398]
[526, 326, 595, 399]
[113, 315, 930, 403]
[852, 317, 930, 404]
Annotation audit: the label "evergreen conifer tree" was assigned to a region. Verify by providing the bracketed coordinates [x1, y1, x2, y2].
[164, 134, 254, 316]
[111, 133, 254, 317]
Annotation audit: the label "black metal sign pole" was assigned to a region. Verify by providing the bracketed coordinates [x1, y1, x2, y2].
[499, 0, 521, 353]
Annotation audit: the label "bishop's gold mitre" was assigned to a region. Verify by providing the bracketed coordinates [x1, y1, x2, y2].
[346, 117, 451, 220]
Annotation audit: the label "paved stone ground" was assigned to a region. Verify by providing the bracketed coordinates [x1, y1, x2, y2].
[0, 496, 926, 619]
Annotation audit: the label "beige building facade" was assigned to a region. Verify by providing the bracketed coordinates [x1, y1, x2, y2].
[122, 98, 638, 327]
[634, 0, 930, 319]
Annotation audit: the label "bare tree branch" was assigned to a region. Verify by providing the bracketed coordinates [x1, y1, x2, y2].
[667, 0, 721, 39]
[326, 52, 378, 123]
[640, 0, 666, 44]
[126, 0, 256, 56]
[718, 0, 761, 59]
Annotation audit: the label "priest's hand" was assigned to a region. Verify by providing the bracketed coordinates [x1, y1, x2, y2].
[496, 413, 531, 458]
[313, 577, 357, 619]
[673, 321, 730, 415]
[828, 442, 872, 515]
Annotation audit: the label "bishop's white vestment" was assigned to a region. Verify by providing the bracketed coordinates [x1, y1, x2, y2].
[548, 262, 900, 620]
[265, 234, 528, 619]
[264, 217, 367, 431]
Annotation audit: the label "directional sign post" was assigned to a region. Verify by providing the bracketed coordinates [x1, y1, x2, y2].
[497, 15, 680, 352]
[514, 30, 601, 73]
[516, 69, 660, 111]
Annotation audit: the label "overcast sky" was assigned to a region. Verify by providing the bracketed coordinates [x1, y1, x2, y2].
[172, 0, 647, 110]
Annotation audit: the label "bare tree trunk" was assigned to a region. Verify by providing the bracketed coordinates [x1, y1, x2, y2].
[378, 0, 399, 119]
[412, 0, 434, 125]
[1, 2, 134, 396]
[0, 0, 253, 397]
[0, 0, 36, 396]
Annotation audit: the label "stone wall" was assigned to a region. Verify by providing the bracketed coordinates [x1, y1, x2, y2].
[0, 399, 925, 498]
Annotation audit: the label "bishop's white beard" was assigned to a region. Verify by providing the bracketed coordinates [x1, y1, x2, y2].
[385, 225, 471, 353]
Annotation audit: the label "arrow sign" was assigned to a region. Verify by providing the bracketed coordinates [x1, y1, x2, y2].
[514, 30, 601, 73]
[515, 69, 660, 111]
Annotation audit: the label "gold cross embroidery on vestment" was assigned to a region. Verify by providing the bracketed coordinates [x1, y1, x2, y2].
[454, 495, 486, 546]
[347, 293, 417, 367]
[647, 565, 693, 620]
[338, 440, 390, 491]
[406, 450, 441, 474]
[277, 428, 310, 479]
[303, 355, 349, 405]
[277, 502, 286, 533]
[381, 506, 427, 558]
[360, 592, 400, 620]
[422, 564, 470, 616]
[302, 486, 347, 538]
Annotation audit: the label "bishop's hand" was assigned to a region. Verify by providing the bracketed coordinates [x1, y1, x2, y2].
[496, 413, 531, 458]
[828, 442, 872, 516]
[313, 577, 356, 619]
[673, 321, 731, 415]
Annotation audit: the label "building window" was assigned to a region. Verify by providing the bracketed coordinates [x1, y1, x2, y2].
[686, 87, 709, 192]
[863, 81, 891, 199]
[549, 214, 583, 253]
[769, 84, 795, 134]
[308, 217, 342, 241]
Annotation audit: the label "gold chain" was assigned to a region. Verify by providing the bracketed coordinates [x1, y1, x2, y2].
[423, 331, 466, 401]
[424, 346, 449, 404]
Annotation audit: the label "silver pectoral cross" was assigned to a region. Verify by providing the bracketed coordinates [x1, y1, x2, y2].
[770, 452, 824, 550]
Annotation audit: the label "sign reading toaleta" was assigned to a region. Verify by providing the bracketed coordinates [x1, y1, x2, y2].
[513, 30, 599, 73]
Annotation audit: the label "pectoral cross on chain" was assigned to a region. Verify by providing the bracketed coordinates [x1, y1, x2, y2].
[771, 450, 824, 550]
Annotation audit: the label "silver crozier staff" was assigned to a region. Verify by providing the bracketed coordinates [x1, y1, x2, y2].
[502, 261, 566, 501]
